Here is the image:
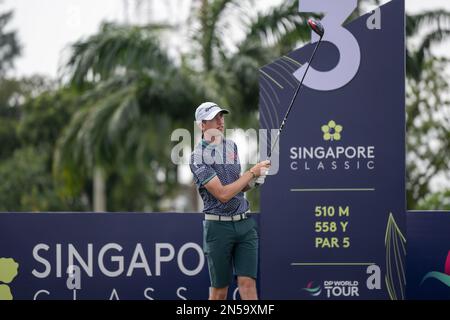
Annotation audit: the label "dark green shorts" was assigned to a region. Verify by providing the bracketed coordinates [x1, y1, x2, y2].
[203, 217, 259, 288]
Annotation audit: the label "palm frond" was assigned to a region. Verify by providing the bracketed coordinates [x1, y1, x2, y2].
[243, 0, 311, 49]
[407, 10, 450, 38]
[417, 28, 450, 61]
[406, 10, 450, 80]
[64, 23, 173, 87]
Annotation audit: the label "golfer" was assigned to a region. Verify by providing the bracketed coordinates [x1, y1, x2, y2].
[190, 102, 271, 300]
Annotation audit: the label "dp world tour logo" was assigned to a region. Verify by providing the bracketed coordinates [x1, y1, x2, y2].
[0, 257, 19, 300]
[322, 120, 343, 141]
[421, 251, 450, 288]
[302, 281, 322, 297]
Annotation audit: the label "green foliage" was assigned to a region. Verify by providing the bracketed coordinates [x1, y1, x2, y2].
[18, 88, 77, 146]
[187, 0, 311, 114]
[0, 75, 87, 211]
[242, 0, 311, 53]
[65, 23, 173, 87]
[0, 117, 19, 160]
[55, 25, 206, 210]
[417, 190, 450, 211]
[0, 81, 22, 162]
[0, 146, 87, 211]
[406, 58, 450, 209]
[406, 10, 450, 80]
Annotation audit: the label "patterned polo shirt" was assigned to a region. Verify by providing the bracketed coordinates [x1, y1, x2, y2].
[190, 138, 249, 216]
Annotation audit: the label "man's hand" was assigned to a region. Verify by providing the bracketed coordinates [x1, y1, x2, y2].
[243, 160, 271, 191]
[251, 160, 270, 187]
[250, 160, 271, 177]
[249, 163, 270, 188]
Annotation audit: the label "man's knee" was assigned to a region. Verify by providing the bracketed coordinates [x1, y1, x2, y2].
[238, 276, 256, 289]
[238, 276, 257, 299]
[210, 287, 228, 300]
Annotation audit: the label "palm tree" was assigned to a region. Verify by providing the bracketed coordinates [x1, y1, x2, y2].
[185, 0, 311, 124]
[404, 10, 450, 209]
[405, 56, 450, 209]
[55, 23, 203, 211]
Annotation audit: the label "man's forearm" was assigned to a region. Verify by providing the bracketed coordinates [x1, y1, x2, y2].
[220, 171, 254, 202]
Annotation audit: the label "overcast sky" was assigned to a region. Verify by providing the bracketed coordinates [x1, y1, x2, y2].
[3, 0, 450, 79]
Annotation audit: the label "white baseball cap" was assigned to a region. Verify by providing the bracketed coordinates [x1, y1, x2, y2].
[195, 102, 229, 122]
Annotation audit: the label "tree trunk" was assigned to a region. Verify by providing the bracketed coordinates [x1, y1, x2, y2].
[93, 166, 107, 212]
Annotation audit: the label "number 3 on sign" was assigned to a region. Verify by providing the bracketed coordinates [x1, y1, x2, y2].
[294, 0, 361, 91]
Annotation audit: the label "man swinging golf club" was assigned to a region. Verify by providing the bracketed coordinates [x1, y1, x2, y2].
[190, 102, 270, 300]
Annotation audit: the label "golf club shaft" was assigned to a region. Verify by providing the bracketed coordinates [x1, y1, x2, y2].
[267, 35, 323, 159]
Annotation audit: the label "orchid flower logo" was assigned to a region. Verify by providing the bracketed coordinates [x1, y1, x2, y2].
[321, 120, 343, 141]
[0, 257, 19, 300]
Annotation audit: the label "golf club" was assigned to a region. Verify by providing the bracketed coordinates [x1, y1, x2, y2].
[256, 18, 324, 185]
